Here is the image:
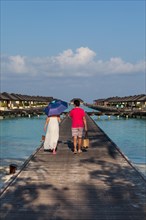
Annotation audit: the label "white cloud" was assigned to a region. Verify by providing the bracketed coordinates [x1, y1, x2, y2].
[1, 47, 145, 78]
[55, 47, 96, 66]
[2, 55, 27, 74]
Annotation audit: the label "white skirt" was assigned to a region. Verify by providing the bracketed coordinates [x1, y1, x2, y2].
[44, 117, 59, 150]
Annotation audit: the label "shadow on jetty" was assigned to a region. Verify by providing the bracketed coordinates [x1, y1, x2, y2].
[0, 157, 146, 220]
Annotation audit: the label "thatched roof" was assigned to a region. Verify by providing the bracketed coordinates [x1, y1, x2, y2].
[0, 92, 54, 102]
[94, 94, 146, 103]
[1, 92, 18, 101]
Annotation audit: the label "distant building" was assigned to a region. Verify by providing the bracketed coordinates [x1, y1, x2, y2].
[93, 94, 146, 110]
[0, 92, 54, 110]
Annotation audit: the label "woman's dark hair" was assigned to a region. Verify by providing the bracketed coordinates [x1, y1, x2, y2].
[74, 99, 80, 106]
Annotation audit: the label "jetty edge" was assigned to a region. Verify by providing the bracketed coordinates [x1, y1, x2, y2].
[0, 142, 44, 196]
[0, 114, 146, 220]
[87, 115, 146, 182]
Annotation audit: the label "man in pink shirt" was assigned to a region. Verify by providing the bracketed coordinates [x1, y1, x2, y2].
[69, 99, 87, 154]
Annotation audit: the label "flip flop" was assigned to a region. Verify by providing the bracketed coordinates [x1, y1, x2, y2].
[73, 150, 77, 154]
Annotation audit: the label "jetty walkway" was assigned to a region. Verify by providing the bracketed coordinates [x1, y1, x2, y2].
[0, 115, 146, 220]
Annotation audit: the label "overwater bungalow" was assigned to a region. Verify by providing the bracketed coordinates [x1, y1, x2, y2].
[0, 92, 53, 111]
[93, 94, 146, 110]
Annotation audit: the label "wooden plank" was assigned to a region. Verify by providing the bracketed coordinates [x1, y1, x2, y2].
[0, 115, 146, 220]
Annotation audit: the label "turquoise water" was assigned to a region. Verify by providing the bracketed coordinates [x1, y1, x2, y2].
[92, 115, 146, 164]
[0, 105, 145, 177]
[0, 116, 45, 160]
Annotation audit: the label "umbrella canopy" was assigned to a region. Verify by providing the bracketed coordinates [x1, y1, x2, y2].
[44, 100, 68, 116]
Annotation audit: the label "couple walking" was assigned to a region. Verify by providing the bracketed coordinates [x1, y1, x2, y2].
[43, 99, 87, 154]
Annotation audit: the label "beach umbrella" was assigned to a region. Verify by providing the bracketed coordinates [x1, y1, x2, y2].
[44, 100, 68, 116]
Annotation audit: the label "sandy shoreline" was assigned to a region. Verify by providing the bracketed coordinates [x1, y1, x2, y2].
[0, 158, 26, 190]
[0, 166, 14, 189]
[133, 163, 146, 179]
[0, 145, 41, 192]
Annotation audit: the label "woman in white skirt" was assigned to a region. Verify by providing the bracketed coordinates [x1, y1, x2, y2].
[44, 115, 61, 154]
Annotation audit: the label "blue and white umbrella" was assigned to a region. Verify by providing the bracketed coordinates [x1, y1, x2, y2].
[44, 100, 68, 116]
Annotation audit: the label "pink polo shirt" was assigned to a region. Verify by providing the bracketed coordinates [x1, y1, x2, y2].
[69, 107, 85, 128]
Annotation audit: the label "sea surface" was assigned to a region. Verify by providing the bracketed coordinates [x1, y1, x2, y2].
[0, 105, 146, 188]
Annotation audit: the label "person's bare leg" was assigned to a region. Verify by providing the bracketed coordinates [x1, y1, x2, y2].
[53, 149, 56, 154]
[78, 137, 82, 152]
[53, 143, 57, 154]
[73, 136, 77, 153]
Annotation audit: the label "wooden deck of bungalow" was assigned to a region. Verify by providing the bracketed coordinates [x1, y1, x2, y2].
[0, 114, 146, 220]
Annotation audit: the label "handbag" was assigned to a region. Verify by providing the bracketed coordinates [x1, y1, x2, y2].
[82, 131, 89, 148]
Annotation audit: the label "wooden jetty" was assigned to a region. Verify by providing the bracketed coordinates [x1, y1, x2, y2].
[0, 115, 146, 220]
[1, 105, 146, 119]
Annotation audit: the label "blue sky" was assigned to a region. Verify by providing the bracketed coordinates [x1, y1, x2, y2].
[1, 0, 145, 102]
